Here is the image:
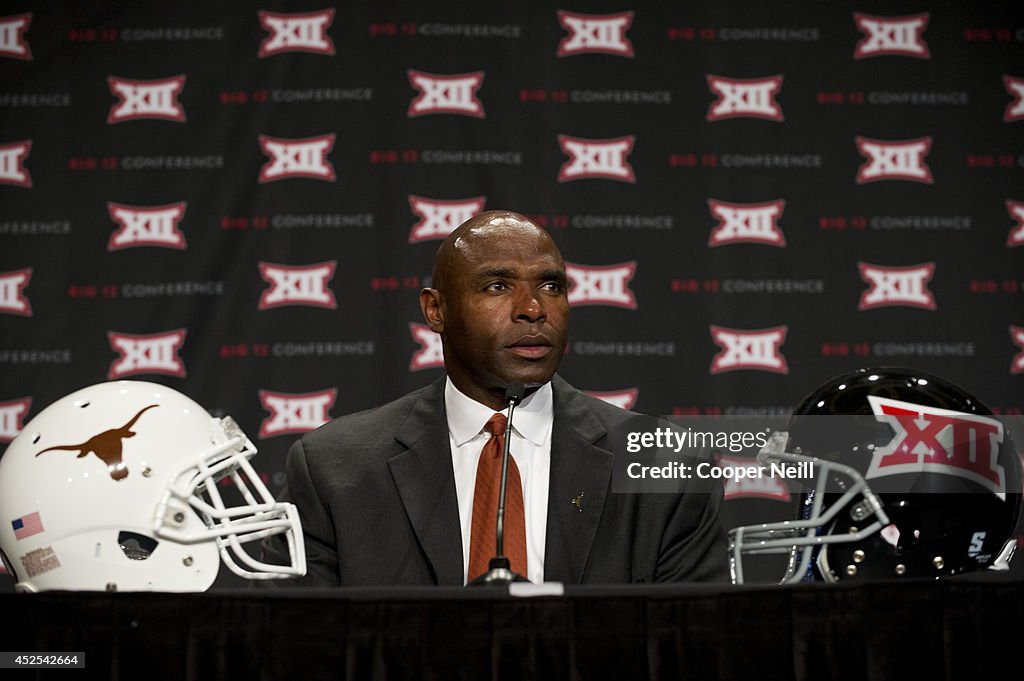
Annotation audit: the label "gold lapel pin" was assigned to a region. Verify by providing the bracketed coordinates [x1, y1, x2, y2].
[571, 491, 584, 512]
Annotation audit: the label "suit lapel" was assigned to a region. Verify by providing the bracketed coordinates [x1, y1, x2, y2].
[386, 379, 465, 585]
[543, 376, 614, 584]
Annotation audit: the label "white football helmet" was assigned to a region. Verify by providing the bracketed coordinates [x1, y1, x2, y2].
[0, 381, 305, 592]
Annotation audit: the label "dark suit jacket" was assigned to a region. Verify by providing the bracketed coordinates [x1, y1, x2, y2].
[263, 375, 728, 585]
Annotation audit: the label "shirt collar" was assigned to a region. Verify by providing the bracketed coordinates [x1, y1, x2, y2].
[445, 377, 553, 447]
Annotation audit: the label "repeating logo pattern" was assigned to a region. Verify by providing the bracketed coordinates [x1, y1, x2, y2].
[0, 140, 32, 187]
[0, 13, 32, 60]
[858, 263, 937, 311]
[710, 326, 789, 375]
[107, 330, 187, 379]
[258, 262, 338, 310]
[1007, 200, 1024, 247]
[1005, 76, 1024, 123]
[855, 136, 933, 184]
[717, 454, 791, 502]
[409, 322, 444, 372]
[408, 196, 487, 243]
[407, 70, 485, 118]
[107, 76, 186, 123]
[107, 202, 187, 251]
[2, 7, 1021, 544]
[557, 135, 636, 182]
[565, 262, 637, 309]
[706, 75, 784, 122]
[0, 269, 32, 317]
[258, 388, 337, 438]
[556, 11, 634, 58]
[258, 134, 336, 182]
[853, 13, 930, 59]
[0, 398, 31, 443]
[258, 9, 335, 57]
[707, 199, 786, 247]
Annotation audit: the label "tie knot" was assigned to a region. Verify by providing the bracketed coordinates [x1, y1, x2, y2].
[485, 412, 507, 438]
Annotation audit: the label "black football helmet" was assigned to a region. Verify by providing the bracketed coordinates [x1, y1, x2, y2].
[730, 367, 1022, 584]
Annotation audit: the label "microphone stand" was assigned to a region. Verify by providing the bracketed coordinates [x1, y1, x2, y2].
[469, 382, 530, 585]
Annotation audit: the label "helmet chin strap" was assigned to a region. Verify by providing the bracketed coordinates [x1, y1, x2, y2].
[990, 538, 1017, 571]
[816, 543, 836, 583]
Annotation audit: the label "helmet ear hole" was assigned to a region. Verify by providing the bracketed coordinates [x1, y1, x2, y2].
[118, 531, 158, 560]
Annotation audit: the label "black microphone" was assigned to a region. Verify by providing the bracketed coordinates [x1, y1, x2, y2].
[469, 381, 530, 585]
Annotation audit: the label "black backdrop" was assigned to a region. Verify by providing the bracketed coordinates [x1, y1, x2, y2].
[1, 1, 1022, 587]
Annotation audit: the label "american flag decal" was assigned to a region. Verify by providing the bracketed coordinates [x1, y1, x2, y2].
[12, 511, 43, 540]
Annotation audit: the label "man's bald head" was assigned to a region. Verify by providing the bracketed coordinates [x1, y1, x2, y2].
[419, 209, 570, 410]
[431, 211, 561, 292]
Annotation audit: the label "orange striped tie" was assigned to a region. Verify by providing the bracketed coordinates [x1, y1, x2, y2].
[468, 413, 527, 580]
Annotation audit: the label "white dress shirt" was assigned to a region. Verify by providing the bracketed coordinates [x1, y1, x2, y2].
[445, 377, 551, 584]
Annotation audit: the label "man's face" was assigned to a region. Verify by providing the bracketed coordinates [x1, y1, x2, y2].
[426, 226, 569, 408]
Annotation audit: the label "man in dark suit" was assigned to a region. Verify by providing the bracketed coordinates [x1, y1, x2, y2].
[263, 211, 728, 585]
